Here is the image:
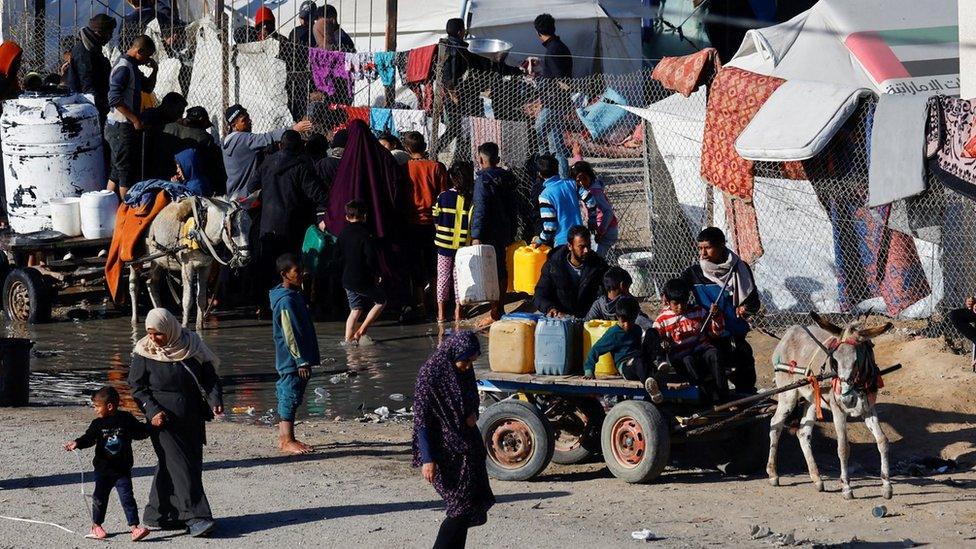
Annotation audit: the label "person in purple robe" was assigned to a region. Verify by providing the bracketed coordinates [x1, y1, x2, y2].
[412, 330, 495, 548]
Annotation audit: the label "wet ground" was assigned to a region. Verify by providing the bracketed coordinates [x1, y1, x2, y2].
[5, 312, 476, 423]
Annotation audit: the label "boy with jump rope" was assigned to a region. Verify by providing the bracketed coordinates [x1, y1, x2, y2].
[64, 387, 152, 541]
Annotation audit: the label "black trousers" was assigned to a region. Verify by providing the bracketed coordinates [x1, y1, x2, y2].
[144, 422, 213, 526]
[671, 347, 729, 404]
[619, 356, 651, 383]
[949, 308, 976, 345]
[713, 336, 757, 393]
[92, 473, 139, 526]
[433, 515, 470, 549]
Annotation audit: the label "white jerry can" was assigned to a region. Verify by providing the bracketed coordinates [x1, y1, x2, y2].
[454, 244, 500, 305]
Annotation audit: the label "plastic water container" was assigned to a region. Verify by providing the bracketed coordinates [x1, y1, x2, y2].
[301, 225, 336, 275]
[617, 251, 655, 298]
[513, 244, 550, 295]
[49, 197, 82, 237]
[534, 317, 583, 375]
[80, 190, 119, 239]
[505, 240, 525, 293]
[583, 320, 618, 376]
[455, 244, 499, 305]
[502, 312, 544, 322]
[488, 319, 536, 374]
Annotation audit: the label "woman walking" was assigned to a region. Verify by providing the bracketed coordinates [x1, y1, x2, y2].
[128, 308, 222, 537]
[413, 330, 494, 548]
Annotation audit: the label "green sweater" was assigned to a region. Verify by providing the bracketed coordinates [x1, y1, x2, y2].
[583, 324, 642, 376]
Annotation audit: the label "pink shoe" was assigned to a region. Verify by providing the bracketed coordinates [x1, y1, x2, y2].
[131, 525, 150, 541]
[87, 525, 107, 539]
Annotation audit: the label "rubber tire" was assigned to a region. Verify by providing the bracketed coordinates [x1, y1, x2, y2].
[478, 400, 555, 481]
[601, 400, 671, 483]
[3, 267, 54, 323]
[550, 398, 606, 465]
[713, 419, 770, 476]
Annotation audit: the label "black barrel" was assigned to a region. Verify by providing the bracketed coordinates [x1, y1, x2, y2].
[0, 338, 33, 406]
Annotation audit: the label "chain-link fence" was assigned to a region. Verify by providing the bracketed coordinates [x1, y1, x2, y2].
[2, 6, 967, 337]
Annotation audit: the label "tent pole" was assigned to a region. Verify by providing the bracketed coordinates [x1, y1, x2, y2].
[384, 0, 397, 107]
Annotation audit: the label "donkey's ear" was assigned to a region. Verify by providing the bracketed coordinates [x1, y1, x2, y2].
[810, 311, 842, 335]
[857, 322, 893, 340]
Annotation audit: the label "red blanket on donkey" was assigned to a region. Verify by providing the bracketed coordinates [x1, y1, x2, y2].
[105, 191, 171, 302]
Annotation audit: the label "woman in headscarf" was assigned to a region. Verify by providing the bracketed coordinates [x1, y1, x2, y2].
[413, 330, 494, 548]
[128, 308, 222, 538]
[173, 148, 211, 197]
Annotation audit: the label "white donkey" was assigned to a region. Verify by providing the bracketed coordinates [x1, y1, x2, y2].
[767, 312, 893, 500]
[129, 195, 253, 329]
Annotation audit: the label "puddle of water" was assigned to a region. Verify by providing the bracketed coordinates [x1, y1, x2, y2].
[5, 314, 487, 422]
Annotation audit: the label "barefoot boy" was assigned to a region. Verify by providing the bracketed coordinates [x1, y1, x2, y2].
[270, 253, 319, 454]
[335, 200, 387, 343]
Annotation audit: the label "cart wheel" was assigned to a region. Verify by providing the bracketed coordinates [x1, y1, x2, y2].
[713, 419, 770, 476]
[550, 398, 605, 465]
[601, 400, 670, 483]
[478, 400, 554, 481]
[3, 268, 54, 323]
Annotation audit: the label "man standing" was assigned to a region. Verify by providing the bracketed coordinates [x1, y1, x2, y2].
[471, 142, 516, 324]
[221, 104, 312, 200]
[681, 227, 760, 393]
[65, 14, 117, 123]
[534, 225, 608, 318]
[533, 13, 573, 178]
[105, 35, 158, 198]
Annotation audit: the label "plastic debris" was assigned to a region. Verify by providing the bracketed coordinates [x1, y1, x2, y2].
[374, 406, 390, 419]
[750, 525, 771, 539]
[359, 335, 375, 346]
[389, 393, 405, 401]
[314, 387, 329, 398]
[872, 505, 887, 518]
[630, 529, 657, 541]
[230, 406, 255, 415]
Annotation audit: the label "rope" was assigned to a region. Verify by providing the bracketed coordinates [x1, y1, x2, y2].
[0, 450, 90, 537]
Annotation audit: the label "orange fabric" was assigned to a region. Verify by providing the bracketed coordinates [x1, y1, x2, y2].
[651, 48, 721, 97]
[405, 44, 436, 84]
[405, 158, 448, 225]
[105, 192, 172, 302]
[722, 192, 764, 264]
[810, 375, 824, 421]
[344, 106, 370, 125]
[0, 41, 23, 78]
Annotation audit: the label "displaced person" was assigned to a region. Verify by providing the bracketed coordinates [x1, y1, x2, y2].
[142, 92, 187, 179]
[163, 106, 225, 193]
[313, 4, 356, 51]
[471, 142, 517, 323]
[64, 14, 116, 122]
[128, 308, 222, 537]
[233, 6, 274, 44]
[680, 227, 759, 393]
[948, 296, 976, 370]
[533, 13, 573, 178]
[654, 278, 729, 404]
[433, 161, 475, 323]
[270, 253, 319, 455]
[583, 297, 663, 402]
[570, 161, 618, 258]
[105, 35, 158, 197]
[584, 266, 653, 330]
[533, 225, 608, 318]
[533, 154, 596, 247]
[64, 387, 151, 542]
[404, 131, 449, 316]
[221, 104, 313, 200]
[312, 128, 346, 187]
[172, 149, 211, 197]
[413, 330, 495, 549]
[378, 132, 410, 165]
[335, 200, 386, 343]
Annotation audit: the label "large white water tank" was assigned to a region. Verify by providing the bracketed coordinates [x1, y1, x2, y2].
[1, 92, 105, 234]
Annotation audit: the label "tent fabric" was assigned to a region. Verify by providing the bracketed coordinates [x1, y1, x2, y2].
[734, 80, 871, 162]
[868, 93, 931, 207]
[651, 48, 721, 97]
[925, 96, 976, 202]
[229, 38, 293, 134]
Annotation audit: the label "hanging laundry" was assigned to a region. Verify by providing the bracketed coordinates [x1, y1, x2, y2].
[374, 51, 397, 87]
[406, 44, 438, 111]
[468, 117, 502, 163]
[391, 109, 430, 141]
[344, 106, 370, 125]
[498, 119, 531, 169]
[394, 51, 409, 84]
[700, 67, 785, 200]
[722, 193, 764, 264]
[370, 108, 396, 136]
[925, 95, 976, 202]
[651, 48, 722, 98]
[345, 51, 378, 81]
[309, 48, 351, 98]
[868, 93, 930, 207]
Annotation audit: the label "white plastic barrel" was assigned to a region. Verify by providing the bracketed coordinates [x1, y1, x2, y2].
[455, 245, 500, 305]
[80, 190, 119, 239]
[49, 197, 82, 237]
[1, 92, 105, 234]
[617, 251, 656, 298]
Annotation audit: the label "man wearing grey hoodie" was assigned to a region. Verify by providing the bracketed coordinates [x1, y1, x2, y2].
[221, 104, 312, 200]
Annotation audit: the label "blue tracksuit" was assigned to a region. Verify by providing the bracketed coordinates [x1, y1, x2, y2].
[270, 284, 320, 421]
[537, 175, 597, 246]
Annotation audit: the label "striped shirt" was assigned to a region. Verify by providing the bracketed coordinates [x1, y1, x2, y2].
[653, 305, 724, 357]
[538, 175, 597, 246]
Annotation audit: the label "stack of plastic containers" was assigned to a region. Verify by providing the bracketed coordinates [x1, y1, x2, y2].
[534, 317, 583, 375]
[488, 315, 539, 374]
[513, 244, 550, 294]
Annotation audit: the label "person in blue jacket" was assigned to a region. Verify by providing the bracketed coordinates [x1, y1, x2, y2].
[532, 154, 596, 247]
[270, 253, 320, 455]
[173, 148, 212, 197]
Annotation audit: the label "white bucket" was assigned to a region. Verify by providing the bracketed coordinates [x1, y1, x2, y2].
[79, 190, 119, 239]
[49, 197, 82, 237]
[617, 251, 656, 298]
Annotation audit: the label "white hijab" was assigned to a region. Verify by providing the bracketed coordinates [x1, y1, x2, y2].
[133, 308, 220, 367]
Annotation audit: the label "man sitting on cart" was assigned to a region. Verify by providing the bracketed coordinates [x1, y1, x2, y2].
[680, 227, 758, 393]
[533, 225, 608, 318]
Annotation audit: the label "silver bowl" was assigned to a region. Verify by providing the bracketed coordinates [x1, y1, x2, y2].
[467, 38, 513, 63]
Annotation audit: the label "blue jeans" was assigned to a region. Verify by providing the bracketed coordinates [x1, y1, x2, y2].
[535, 107, 570, 178]
[276, 372, 308, 422]
[92, 473, 140, 526]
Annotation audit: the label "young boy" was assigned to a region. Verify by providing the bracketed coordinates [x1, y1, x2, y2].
[653, 278, 729, 404]
[270, 253, 320, 455]
[64, 387, 151, 541]
[105, 35, 158, 197]
[334, 200, 387, 343]
[583, 297, 663, 403]
[584, 267, 653, 329]
[403, 131, 448, 315]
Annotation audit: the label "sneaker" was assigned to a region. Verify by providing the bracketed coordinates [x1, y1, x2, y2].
[131, 526, 150, 541]
[187, 519, 216, 538]
[644, 378, 664, 404]
[86, 525, 108, 539]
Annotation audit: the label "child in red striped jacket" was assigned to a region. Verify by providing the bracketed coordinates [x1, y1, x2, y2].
[653, 278, 730, 404]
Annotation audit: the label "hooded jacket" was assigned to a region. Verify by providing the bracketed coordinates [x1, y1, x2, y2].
[470, 166, 517, 247]
[258, 148, 329, 241]
[270, 284, 320, 374]
[533, 245, 608, 318]
[65, 28, 112, 118]
[175, 149, 211, 197]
